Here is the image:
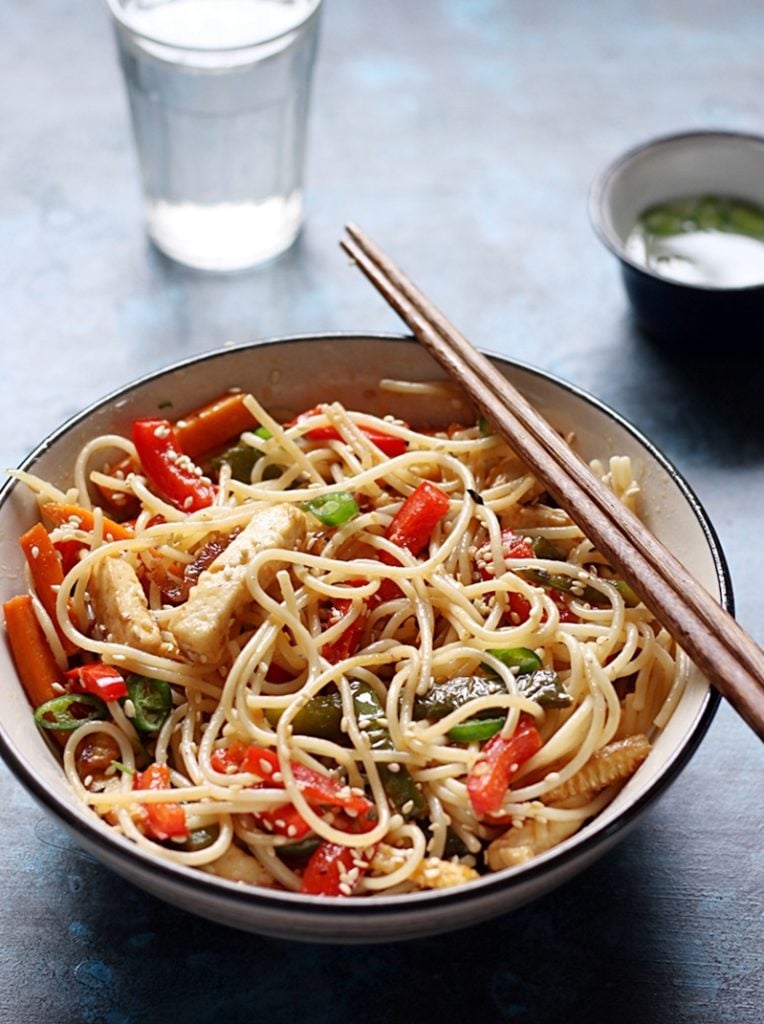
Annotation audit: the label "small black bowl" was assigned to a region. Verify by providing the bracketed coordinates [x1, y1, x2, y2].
[589, 129, 764, 346]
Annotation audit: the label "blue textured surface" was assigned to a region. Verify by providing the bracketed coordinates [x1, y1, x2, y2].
[1, 1, 762, 1021]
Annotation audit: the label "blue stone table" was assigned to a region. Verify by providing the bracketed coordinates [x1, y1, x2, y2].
[1, 2, 761, 1021]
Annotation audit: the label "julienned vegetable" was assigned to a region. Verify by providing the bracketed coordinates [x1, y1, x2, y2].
[467, 716, 543, 817]
[293, 406, 408, 457]
[134, 763, 188, 842]
[385, 480, 451, 558]
[351, 681, 427, 819]
[132, 418, 217, 512]
[300, 841, 372, 896]
[19, 522, 77, 656]
[2, 594, 62, 711]
[213, 426, 273, 483]
[321, 481, 449, 660]
[65, 664, 128, 702]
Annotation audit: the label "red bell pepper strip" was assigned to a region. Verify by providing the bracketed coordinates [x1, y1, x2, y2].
[385, 481, 451, 556]
[210, 741, 247, 774]
[65, 663, 129, 702]
[477, 530, 534, 579]
[239, 745, 374, 820]
[257, 802, 313, 840]
[506, 590, 532, 625]
[322, 600, 368, 664]
[211, 743, 375, 827]
[467, 715, 543, 817]
[300, 841, 372, 896]
[292, 407, 408, 457]
[132, 418, 217, 512]
[134, 762, 188, 841]
[375, 480, 450, 602]
[321, 580, 370, 664]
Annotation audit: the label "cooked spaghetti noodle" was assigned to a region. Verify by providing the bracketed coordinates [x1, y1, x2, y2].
[6, 381, 687, 896]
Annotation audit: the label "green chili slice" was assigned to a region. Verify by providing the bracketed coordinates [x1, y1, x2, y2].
[34, 693, 108, 732]
[351, 680, 427, 819]
[125, 674, 172, 733]
[265, 691, 344, 743]
[303, 491, 360, 527]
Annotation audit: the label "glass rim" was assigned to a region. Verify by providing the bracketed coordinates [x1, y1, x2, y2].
[104, 0, 322, 53]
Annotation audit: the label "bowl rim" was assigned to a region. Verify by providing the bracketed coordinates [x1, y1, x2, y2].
[589, 127, 764, 295]
[0, 331, 726, 922]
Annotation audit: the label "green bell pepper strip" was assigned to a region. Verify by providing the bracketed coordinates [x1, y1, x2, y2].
[351, 680, 427, 819]
[276, 836, 322, 867]
[125, 675, 173, 733]
[519, 567, 640, 607]
[264, 691, 345, 743]
[34, 693, 108, 732]
[484, 648, 572, 709]
[303, 491, 360, 527]
[530, 536, 565, 561]
[412, 675, 507, 722]
[212, 427, 272, 483]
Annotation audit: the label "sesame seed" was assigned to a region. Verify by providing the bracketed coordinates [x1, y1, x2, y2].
[51, 682, 66, 695]
[123, 699, 136, 719]
[259, 758, 273, 775]
[30, 545, 40, 559]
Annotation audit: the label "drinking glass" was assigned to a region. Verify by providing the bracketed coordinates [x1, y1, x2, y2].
[105, 0, 323, 271]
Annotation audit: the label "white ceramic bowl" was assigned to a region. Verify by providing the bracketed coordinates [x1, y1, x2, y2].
[0, 334, 725, 943]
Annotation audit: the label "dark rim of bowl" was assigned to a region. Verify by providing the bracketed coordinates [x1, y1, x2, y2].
[589, 127, 764, 294]
[0, 332, 726, 923]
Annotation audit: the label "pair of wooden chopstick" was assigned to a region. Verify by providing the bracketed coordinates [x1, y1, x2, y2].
[340, 222, 764, 741]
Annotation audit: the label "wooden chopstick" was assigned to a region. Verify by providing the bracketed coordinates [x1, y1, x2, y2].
[340, 222, 764, 741]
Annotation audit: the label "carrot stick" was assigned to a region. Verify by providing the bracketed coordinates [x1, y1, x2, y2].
[3, 595, 63, 709]
[98, 392, 257, 508]
[41, 503, 134, 542]
[173, 391, 258, 458]
[19, 523, 77, 657]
